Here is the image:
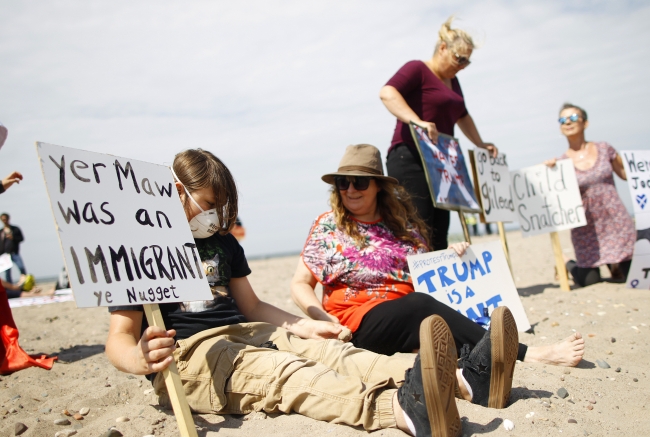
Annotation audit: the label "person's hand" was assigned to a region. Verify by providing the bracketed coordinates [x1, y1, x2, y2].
[292, 318, 343, 340]
[132, 327, 177, 375]
[417, 121, 439, 144]
[448, 242, 470, 257]
[481, 143, 498, 158]
[544, 158, 557, 168]
[2, 171, 23, 191]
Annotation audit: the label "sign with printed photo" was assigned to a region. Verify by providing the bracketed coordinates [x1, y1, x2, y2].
[409, 122, 481, 213]
[36, 142, 213, 307]
[407, 240, 530, 331]
[510, 160, 586, 237]
[470, 148, 516, 223]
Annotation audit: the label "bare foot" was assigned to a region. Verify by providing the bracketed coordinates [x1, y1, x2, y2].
[524, 332, 585, 367]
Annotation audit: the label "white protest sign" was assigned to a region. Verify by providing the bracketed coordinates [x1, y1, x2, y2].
[36, 142, 213, 307]
[0, 253, 12, 273]
[621, 150, 650, 215]
[472, 148, 516, 223]
[620, 150, 650, 288]
[511, 160, 586, 237]
[407, 240, 530, 332]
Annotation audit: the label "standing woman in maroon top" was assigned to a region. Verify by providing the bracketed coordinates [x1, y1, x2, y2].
[380, 17, 497, 250]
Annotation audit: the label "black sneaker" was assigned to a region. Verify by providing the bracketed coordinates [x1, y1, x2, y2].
[458, 306, 518, 408]
[397, 315, 461, 437]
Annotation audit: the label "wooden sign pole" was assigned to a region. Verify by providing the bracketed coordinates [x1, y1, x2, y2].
[459, 211, 472, 244]
[496, 222, 512, 274]
[549, 232, 570, 291]
[143, 304, 198, 437]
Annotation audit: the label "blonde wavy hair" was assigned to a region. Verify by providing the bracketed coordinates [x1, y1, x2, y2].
[435, 16, 474, 54]
[329, 179, 430, 250]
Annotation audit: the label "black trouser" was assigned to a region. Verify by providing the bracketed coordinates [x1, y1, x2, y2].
[566, 260, 631, 287]
[386, 143, 450, 251]
[351, 293, 528, 361]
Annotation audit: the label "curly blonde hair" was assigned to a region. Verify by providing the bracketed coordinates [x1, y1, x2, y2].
[329, 179, 430, 250]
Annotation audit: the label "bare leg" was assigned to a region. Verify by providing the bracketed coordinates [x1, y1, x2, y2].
[523, 332, 585, 366]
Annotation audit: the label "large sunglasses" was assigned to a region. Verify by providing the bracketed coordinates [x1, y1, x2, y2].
[334, 176, 373, 191]
[452, 50, 471, 67]
[558, 113, 580, 124]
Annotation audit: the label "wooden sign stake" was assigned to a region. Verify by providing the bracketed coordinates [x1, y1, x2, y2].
[496, 222, 512, 274]
[459, 211, 472, 244]
[549, 232, 570, 291]
[143, 304, 198, 437]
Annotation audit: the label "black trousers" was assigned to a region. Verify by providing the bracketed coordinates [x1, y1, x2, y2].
[566, 260, 631, 287]
[351, 293, 527, 361]
[386, 143, 450, 251]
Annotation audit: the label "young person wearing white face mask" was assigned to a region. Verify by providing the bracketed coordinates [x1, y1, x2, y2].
[105, 148, 478, 437]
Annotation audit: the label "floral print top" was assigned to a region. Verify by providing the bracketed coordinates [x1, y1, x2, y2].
[301, 211, 427, 331]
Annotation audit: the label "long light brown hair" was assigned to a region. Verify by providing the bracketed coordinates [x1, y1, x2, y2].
[172, 149, 238, 235]
[329, 179, 430, 249]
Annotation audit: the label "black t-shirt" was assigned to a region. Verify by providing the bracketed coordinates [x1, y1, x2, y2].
[109, 232, 250, 340]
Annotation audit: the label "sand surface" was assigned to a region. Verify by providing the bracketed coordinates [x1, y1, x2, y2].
[1, 230, 649, 437]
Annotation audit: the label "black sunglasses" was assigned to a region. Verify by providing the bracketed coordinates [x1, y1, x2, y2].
[452, 50, 471, 67]
[334, 176, 373, 191]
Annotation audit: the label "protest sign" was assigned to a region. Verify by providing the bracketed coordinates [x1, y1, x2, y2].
[511, 160, 586, 237]
[0, 254, 12, 273]
[36, 142, 213, 308]
[620, 150, 650, 215]
[409, 123, 481, 213]
[621, 150, 650, 289]
[470, 148, 516, 223]
[407, 240, 530, 331]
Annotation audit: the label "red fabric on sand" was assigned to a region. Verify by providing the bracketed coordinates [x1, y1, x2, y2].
[0, 283, 56, 374]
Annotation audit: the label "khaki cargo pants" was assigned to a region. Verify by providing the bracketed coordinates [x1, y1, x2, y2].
[153, 322, 415, 430]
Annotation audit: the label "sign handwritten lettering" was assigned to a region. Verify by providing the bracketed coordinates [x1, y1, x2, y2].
[510, 160, 586, 237]
[36, 142, 213, 307]
[472, 148, 516, 223]
[621, 150, 650, 289]
[407, 241, 530, 331]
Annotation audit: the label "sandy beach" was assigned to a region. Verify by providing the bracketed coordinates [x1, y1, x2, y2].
[1, 230, 649, 437]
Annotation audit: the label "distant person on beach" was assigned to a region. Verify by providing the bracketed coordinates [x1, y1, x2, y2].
[545, 103, 635, 287]
[105, 148, 521, 436]
[0, 277, 52, 299]
[380, 16, 497, 251]
[292, 144, 585, 371]
[0, 213, 28, 284]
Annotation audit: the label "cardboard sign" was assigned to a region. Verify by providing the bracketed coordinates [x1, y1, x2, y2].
[409, 123, 481, 213]
[36, 142, 213, 307]
[621, 150, 650, 215]
[621, 150, 650, 289]
[470, 148, 516, 223]
[407, 241, 531, 331]
[510, 160, 586, 237]
[0, 253, 12, 273]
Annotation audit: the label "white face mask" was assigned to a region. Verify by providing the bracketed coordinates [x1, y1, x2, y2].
[170, 168, 220, 239]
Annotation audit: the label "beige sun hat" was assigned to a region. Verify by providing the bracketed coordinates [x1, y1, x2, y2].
[321, 144, 399, 185]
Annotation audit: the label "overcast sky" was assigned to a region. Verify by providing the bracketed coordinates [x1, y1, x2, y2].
[1, 0, 649, 279]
